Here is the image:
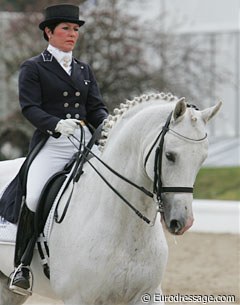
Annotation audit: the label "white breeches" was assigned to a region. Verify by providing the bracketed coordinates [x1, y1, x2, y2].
[26, 127, 94, 212]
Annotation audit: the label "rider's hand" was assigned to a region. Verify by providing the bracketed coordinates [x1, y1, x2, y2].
[55, 119, 79, 136]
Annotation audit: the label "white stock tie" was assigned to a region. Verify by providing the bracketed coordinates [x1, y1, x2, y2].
[62, 55, 72, 68]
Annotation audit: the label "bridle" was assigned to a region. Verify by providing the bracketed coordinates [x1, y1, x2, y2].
[61, 106, 207, 226]
[145, 111, 193, 207]
[144, 109, 207, 211]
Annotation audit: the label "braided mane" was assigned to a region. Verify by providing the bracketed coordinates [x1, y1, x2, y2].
[99, 92, 179, 151]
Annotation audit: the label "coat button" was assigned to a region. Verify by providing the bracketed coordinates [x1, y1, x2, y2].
[75, 103, 80, 108]
[75, 91, 80, 97]
[66, 113, 72, 118]
[64, 103, 69, 108]
[75, 114, 80, 119]
[63, 91, 68, 97]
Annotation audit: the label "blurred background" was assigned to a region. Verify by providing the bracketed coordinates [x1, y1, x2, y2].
[0, 0, 239, 166]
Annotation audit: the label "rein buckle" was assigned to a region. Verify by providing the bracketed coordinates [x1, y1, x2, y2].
[148, 196, 164, 226]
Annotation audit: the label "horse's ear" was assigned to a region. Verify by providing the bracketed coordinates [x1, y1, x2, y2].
[173, 97, 187, 121]
[200, 101, 222, 123]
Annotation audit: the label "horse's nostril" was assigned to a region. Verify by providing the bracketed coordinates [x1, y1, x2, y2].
[170, 219, 182, 233]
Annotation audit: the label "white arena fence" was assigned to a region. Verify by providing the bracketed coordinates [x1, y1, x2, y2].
[190, 199, 239, 234]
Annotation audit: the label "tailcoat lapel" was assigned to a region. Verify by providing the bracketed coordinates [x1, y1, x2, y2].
[39, 50, 81, 90]
[70, 59, 83, 88]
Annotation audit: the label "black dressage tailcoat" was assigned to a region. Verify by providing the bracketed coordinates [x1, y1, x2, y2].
[20, 50, 108, 148]
[0, 50, 108, 223]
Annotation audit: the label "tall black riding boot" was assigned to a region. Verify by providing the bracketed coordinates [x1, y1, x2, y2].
[9, 204, 35, 296]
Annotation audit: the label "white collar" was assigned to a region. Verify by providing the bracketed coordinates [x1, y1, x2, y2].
[47, 44, 72, 64]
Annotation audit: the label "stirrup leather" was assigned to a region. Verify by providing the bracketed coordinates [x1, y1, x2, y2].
[9, 264, 33, 296]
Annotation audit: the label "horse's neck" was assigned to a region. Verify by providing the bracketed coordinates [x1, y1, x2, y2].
[71, 102, 174, 239]
[100, 148, 153, 221]
[96, 112, 160, 231]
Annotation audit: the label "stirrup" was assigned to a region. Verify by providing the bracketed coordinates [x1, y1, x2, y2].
[9, 264, 33, 296]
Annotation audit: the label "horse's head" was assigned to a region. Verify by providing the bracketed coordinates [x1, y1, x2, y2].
[100, 93, 221, 235]
[144, 98, 222, 235]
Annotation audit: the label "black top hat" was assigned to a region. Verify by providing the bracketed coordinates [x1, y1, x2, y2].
[39, 4, 85, 30]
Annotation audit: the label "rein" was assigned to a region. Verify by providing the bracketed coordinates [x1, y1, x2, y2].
[58, 107, 207, 226]
[84, 147, 155, 224]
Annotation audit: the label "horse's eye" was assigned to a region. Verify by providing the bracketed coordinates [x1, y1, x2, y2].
[166, 152, 175, 162]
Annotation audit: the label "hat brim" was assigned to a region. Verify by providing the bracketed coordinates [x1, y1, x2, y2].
[39, 18, 85, 30]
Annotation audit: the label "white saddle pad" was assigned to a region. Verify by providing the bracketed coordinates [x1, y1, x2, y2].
[0, 206, 58, 246]
[0, 217, 17, 245]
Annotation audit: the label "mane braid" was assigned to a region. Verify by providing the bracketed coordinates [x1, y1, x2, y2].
[98, 92, 179, 151]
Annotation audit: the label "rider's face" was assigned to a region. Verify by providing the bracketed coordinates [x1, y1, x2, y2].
[46, 22, 80, 52]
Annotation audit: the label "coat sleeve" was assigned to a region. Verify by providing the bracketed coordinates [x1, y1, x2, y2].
[19, 60, 60, 136]
[85, 64, 108, 128]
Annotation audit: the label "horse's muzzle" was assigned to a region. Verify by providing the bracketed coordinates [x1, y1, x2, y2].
[161, 213, 194, 235]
